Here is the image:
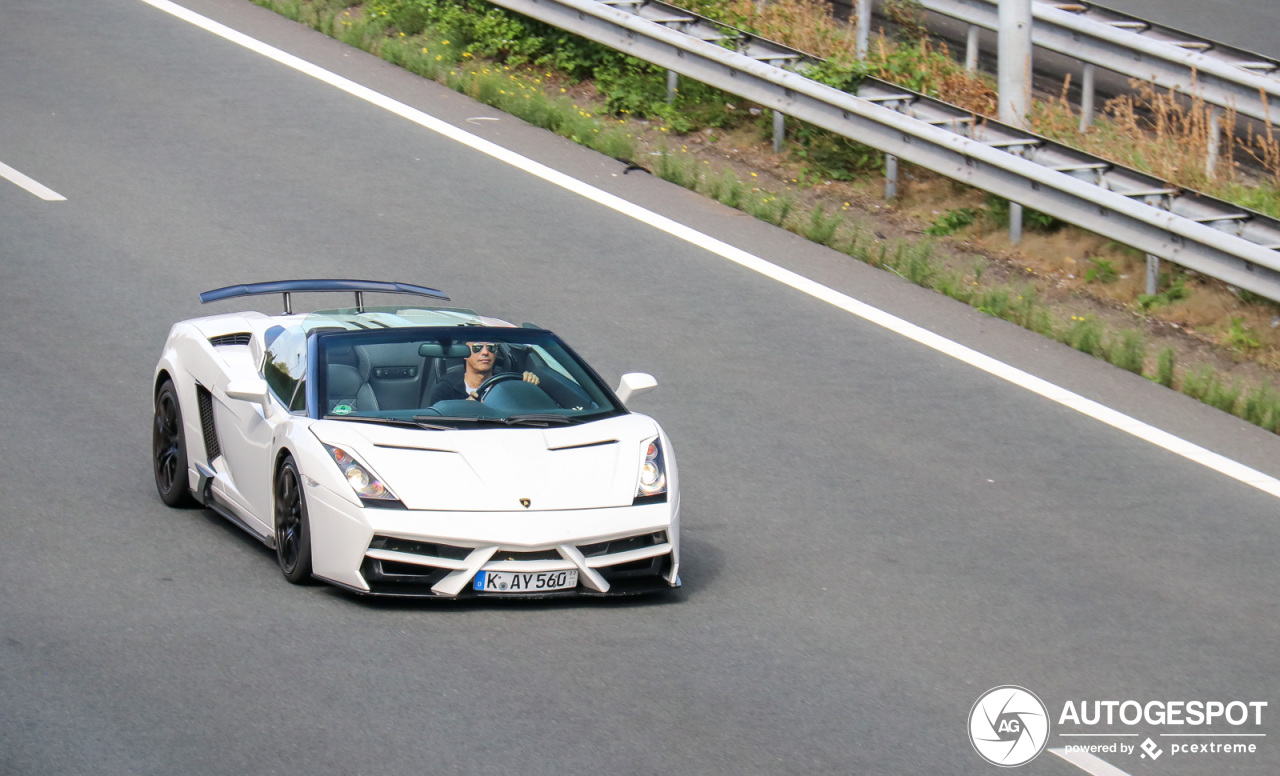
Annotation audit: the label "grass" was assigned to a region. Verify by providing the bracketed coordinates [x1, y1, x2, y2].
[1155, 347, 1176, 387]
[1110, 329, 1147, 375]
[804, 205, 842, 246]
[1066, 315, 1105, 357]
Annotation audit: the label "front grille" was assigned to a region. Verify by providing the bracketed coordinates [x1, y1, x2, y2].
[195, 385, 220, 461]
[578, 532, 666, 558]
[491, 549, 562, 562]
[208, 332, 251, 347]
[369, 536, 471, 560]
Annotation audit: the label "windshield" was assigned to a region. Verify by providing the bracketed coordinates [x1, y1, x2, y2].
[309, 327, 623, 427]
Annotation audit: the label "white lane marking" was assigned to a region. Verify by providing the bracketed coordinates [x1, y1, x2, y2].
[144, 0, 1280, 501]
[1049, 748, 1134, 776]
[0, 160, 65, 201]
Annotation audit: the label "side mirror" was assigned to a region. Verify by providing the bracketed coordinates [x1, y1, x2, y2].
[226, 378, 273, 415]
[615, 373, 658, 406]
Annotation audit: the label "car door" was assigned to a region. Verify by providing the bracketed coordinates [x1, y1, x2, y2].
[215, 326, 307, 532]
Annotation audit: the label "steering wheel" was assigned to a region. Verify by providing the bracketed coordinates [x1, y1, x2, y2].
[475, 372, 521, 401]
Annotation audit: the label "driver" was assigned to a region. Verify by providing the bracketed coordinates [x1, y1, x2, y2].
[428, 341, 539, 403]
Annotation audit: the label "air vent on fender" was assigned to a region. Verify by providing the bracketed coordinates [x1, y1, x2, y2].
[208, 333, 251, 347]
[196, 385, 221, 461]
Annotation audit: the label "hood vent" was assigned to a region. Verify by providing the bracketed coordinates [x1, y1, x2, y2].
[548, 439, 618, 452]
[208, 332, 251, 347]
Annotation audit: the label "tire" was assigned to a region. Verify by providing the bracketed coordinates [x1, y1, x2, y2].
[274, 458, 315, 584]
[153, 379, 197, 508]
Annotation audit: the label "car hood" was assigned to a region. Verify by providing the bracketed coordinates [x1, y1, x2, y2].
[309, 414, 659, 511]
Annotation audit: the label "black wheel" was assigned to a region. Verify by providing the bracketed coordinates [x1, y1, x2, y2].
[153, 379, 197, 507]
[274, 458, 314, 584]
[475, 372, 520, 400]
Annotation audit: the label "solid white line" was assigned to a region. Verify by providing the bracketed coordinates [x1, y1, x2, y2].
[0, 160, 65, 201]
[143, 0, 1280, 501]
[1049, 749, 1134, 776]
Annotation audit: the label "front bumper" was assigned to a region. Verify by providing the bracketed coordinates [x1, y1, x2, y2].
[305, 483, 680, 597]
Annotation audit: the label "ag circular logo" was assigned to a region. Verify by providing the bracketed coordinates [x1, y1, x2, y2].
[968, 686, 1050, 767]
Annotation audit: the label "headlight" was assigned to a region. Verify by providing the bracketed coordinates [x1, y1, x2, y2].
[324, 444, 398, 502]
[636, 438, 667, 498]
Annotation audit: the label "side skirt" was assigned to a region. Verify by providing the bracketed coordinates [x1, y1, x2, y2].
[194, 462, 276, 549]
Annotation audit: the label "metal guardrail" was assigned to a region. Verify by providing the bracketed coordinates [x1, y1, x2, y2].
[486, 0, 1280, 301]
[911, 0, 1280, 125]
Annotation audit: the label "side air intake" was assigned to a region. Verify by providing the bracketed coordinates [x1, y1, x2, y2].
[195, 385, 221, 461]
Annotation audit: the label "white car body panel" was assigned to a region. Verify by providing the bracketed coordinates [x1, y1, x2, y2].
[308, 415, 659, 512]
[152, 291, 680, 598]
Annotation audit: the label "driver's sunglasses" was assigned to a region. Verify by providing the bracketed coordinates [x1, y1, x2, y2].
[469, 343, 499, 354]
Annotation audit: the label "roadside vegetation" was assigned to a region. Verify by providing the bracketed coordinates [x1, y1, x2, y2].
[251, 0, 1280, 434]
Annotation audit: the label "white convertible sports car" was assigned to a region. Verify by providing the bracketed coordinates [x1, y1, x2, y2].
[152, 280, 680, 597]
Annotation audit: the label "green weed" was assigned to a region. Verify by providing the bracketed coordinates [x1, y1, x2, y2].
[933, 271, 974, 304]
[984, 196, 1062, 232]
[1110, 329, 1147, 375]
[1154, 346, 1175, 387]
[1226, 317, 1261, 352]
[1065, 315, 1105, 356]
[1137, 275, 1189, 311]
[653, 150, 699, 189]
[976, 287, 1011, 319]
[1181, 365, 1218, 401]
[842, 227, 870, 263]
[803, 205, 842, 246]
[1205, 380, 1242, 414]
[902, 242, 937, 286]
[1240, 383, 1278, 427]
[924, 208, 976, 237]
[1084, 257, 1118, 285]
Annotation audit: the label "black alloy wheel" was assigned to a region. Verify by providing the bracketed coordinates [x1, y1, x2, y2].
[153, 380, 196, 507]
[274, 458, 314, 584]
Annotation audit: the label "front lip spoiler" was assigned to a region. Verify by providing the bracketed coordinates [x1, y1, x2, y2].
[313, 573, 680, 599]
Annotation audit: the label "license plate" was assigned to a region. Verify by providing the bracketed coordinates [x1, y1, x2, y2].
[473, 569, 578, 592]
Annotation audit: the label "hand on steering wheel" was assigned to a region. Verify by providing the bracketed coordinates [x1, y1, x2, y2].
[475, 371, 540, 401]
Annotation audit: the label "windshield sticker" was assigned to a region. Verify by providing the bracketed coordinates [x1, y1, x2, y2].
[332, 404, 353, 415]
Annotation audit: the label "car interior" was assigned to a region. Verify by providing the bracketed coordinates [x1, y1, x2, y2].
[319, 338, 602, 418]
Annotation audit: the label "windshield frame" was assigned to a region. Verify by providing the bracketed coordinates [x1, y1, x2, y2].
[304, 326, 627, 426]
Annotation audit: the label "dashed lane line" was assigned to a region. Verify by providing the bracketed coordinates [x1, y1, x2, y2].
[1050, 748, 1135, 776]
[0, 160, 65, 201]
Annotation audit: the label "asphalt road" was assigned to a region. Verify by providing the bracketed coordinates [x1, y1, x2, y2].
[1099, 0, 1280, 58]
[1, 2, 1277, 775]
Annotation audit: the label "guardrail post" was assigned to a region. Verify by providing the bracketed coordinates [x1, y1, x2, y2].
[1079, 63, 1095, 132]
[857, 0, 871, 59]
[667, 70, 678, 104]
[965, 24, 980, 72]
[998, 0, 1032, 130]
[773, 110, 786, 153]
[1146, 254, 1160, 296]
[885, 154, 899, 199]
[1206, 106, 1222, 178]
[1009, 202, 1023, 245]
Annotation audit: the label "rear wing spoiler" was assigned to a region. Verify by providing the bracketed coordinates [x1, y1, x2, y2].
[199, 279, 449, 314]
